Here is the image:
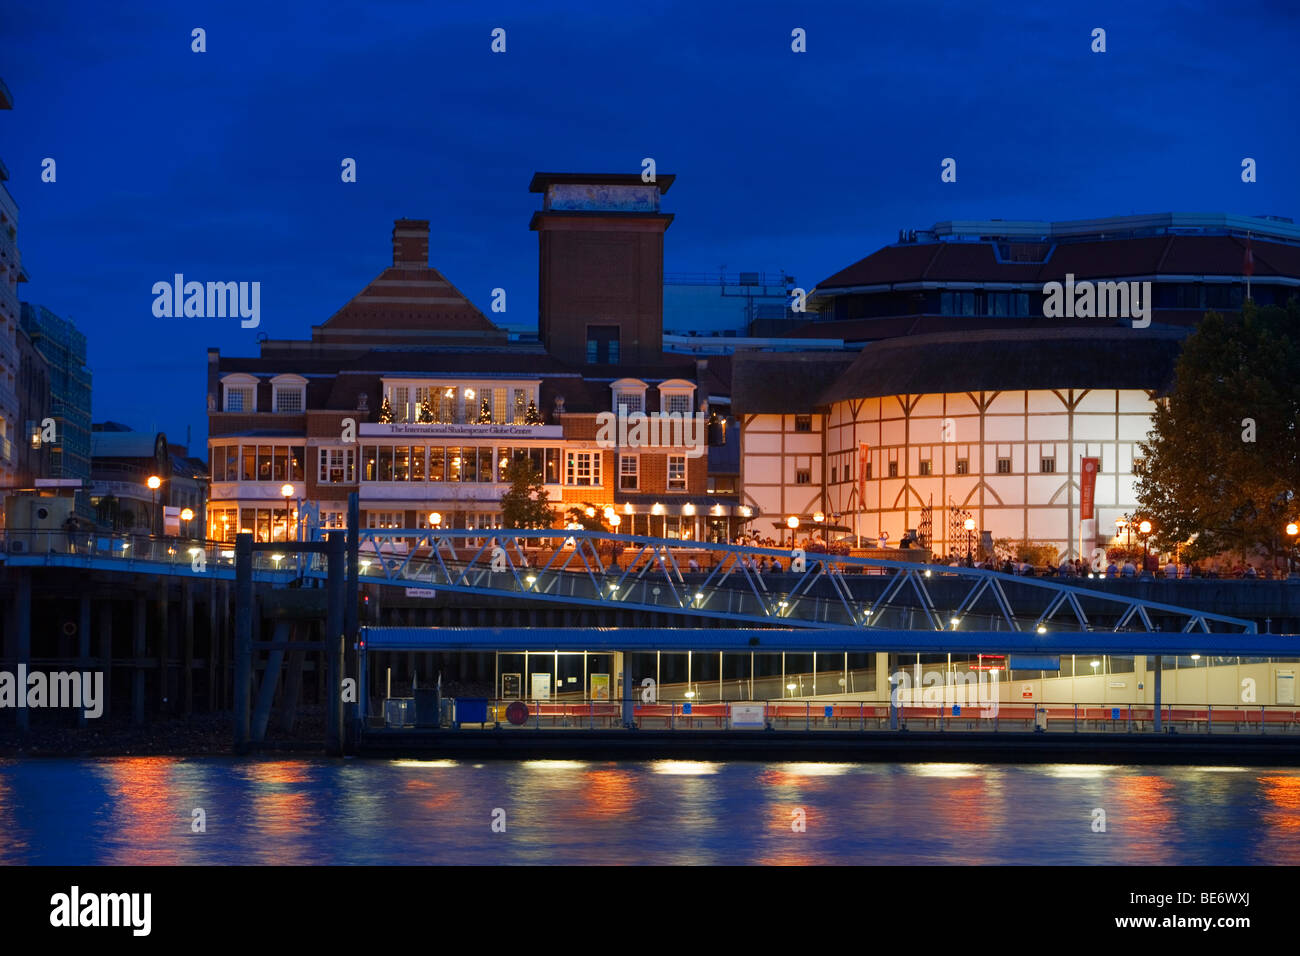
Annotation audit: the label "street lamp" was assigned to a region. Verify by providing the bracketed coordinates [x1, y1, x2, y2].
[786, 515, 800, 547]
[180, 507, 194, 539]
[1287, 522, 1299, 574]
[428, 512, 442, 531]
[1139, 520, 1153, 572]
[146, 475, 162, 536]
[963, 517, 976, 565]
[280, 483, 295, 543]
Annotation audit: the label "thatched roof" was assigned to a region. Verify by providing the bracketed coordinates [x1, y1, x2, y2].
[731, 351, 857, 415]
[819, 327, 1188, 404]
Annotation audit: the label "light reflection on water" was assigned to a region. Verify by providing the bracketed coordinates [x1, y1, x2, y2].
[0, 757, 1298, 865]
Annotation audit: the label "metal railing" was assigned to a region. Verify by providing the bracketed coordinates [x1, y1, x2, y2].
[372, 697, 1300, 735]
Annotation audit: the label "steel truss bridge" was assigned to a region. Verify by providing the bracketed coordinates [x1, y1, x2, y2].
[1, 528, 1256, 635]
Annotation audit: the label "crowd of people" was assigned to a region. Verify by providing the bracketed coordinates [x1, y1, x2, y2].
[942, 553, 1291, 580]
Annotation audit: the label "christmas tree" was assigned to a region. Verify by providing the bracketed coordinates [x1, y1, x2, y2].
[378, 397, 394, 423]
[417, 396, 434, 423]
[477, 397, 492, 424]
[524, 399, 543, 425]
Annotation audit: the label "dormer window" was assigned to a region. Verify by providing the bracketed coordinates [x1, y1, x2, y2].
[611, 378, 648, 415]
[271, 374, 308, 414]
[658, 379, 696, 416]
[221, 373, 259, 413]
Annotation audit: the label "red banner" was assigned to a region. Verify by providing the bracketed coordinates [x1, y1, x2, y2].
[1080, 457, 1099, 521]
[858, 442, 870, 509]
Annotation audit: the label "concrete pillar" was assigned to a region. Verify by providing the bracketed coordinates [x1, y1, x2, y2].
[15, 572, 32, 732]
[326, 531, 346, 755]
[133, 595, 147, 726]
[157, 577, 170, 713]
[98, 601, 113, 720]
[207, 580, 218, 712]
[182, 579, 194, 716]
[78, 595, 91, 728]
[234, 534, 253, 752]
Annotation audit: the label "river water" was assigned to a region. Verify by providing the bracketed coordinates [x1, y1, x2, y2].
[0, 758, 1296, 865]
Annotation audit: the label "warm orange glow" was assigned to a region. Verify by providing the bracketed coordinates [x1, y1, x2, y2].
[1139, 520, 1152, 534]
[146, 475, 161, 490]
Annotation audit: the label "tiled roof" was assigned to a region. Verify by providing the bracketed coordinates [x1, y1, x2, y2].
[319, 266, 500, 333]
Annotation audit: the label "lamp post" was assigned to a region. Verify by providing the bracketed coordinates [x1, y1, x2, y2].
[1139, 520, 1152, 573]
[1115, 516, 1127, 548]
[1286, 522, 1298, 575]
[280, 483, 295, 543]
[428, 512, 442, 531]
[786, 515, 800, 547]
[146, 475, 162, 536]
[963, 517, 976, 565]
[180, 507, 194, 540]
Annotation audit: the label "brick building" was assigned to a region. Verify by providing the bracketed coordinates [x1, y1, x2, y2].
[206, 188, 742, 544]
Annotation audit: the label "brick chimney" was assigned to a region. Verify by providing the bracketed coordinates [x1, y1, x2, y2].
[392, 218, 429, 268]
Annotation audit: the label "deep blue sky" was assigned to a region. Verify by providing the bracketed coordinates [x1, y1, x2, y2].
[4, 0, 1298, 452]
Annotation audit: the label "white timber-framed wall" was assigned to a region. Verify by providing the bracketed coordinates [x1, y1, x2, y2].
[741, 387, 1156, 560]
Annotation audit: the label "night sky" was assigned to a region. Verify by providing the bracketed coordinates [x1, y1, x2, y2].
[4, 0, 1297, 450]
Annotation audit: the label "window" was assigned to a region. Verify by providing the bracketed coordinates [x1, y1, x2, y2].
[888, 461, 898, 478]
[956, 458, 969, 475]
[668, 455, 686, 490]
[665, 394, 692, 415]
[865, 462, 872, 480]
[566, 451, 601, 486]
[318, 448, 356, 484]
[366, 511, 403, 530]
[919, 460, 932, 476]
[615, 391, 643, 414]
[271, 374, 306, 414]
[619, 454, 639, 490]
[794, 415, 812, 432]
[587, 325, 620, 364]
[831, 465, 838, 484]
[795, 468, 811, 485]
[1040, 457, 1056, 473]
[997, 458, 1012, 474]
[225, 386, 253, 412]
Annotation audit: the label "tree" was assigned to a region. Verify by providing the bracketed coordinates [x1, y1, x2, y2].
[1134, 300, 1300, 564]
[416, 396, 434, 423]
[477, 397, 493, 424]
[499, 458, 556, 529]
[566, 502, 609, 532]
[524, 399, 544, 425]
[378, 397, 394, 423]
